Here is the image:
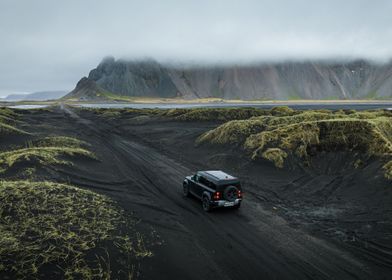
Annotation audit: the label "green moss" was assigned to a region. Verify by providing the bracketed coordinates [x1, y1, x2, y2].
[261, 148, 287, 168]
[169, 108, 269, 122]
[199, 108, 392, 179]
[0, 136, 95, 173]
[32, 136, 88, 148]
[270, 106, 296, 116]
[93, 107, 269, 122]
[246, 118, 392, 160]
[198, 111, 341, 146]
[0, 146, 94, 173]
[0, 108, 28, 135]
[384, 161, 392, 180]
[0, 180, 152, 279]
[99, 110, 122, 118]
[0, 107, 19, 118]
[159, 108, 189, 117]
[197, 118, 266, 145]
[245, 121, 320, 159]
[0, 122, 29, 135]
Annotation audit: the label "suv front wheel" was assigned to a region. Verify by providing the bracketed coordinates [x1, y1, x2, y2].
[183, 183, 190, 197]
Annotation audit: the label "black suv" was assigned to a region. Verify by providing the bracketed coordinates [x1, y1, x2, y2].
[183, 170, 243, 212]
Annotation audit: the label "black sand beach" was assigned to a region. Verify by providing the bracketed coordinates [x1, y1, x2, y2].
[2, 105, 388, 279]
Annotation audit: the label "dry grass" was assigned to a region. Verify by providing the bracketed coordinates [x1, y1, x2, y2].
[197, 118, 266, 145]
[32, 136, 88, 148]
[92, 107, 269, 122]
[261, 148, 288, 168]
[270, 106, 296, 116]
[198, 108, 392, 179]
[168, 108, 268, 122]
[0, 107, 28, 135]
[0, 136, 95, 173]
[0, 180, 152, 279]
[0, 107, 19, 118]
[0, 111, 154, 278]
[384, 161, 392, 180]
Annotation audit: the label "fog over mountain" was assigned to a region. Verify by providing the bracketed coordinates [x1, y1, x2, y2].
[1, 0, 392, 96]
[65, 57, 392, 100]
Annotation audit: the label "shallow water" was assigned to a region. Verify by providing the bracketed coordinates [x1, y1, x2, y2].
[7, 104, 49, 109]
[75, 102, 392, 111]
[4, 103, 392, 110]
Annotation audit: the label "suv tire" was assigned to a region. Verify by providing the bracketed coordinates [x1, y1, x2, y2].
[202, 196, 211, 212]
[224, 185, 238, 202]
[183, 183, 190, 197]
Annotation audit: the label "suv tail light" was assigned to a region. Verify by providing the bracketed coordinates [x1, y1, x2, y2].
[237, 190, 242, 198]
[213, 191, 221, 200]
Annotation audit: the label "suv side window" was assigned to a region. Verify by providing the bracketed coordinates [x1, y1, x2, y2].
[199, 176, 216, 190]
[194, 174, 201, 182]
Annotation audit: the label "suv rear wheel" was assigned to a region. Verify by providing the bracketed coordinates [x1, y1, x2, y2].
[224, 186, 238, 202]
[202, 196, 211, 212]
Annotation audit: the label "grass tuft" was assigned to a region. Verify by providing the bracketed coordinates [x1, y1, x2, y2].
[384, 161, 392, 180]
[270, 106, 296, 116]
[261, 148, 288, 168]
[0, 180, 152, 279]
[32, 136, 88, 149]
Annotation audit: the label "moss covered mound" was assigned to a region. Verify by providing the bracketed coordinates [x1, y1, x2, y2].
[0, 107, 28, 135]
[0, 136, 94, 173]
[92, 107, 270, 122]
[198, 118, 267, 145]
[246, 118, 392, 159]
[270, 106, 296, 116]
[32, 136, 88, 149]
[0, 107, 18, 119]
[0, 180, 151, 279]
[198, 108, 392, 179]
[167, 107, 268, 122]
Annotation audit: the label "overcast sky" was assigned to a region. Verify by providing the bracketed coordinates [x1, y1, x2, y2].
[0, 0, 391, 96]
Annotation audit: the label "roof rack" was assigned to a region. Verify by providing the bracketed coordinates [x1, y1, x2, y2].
[198, 170, 238, 182]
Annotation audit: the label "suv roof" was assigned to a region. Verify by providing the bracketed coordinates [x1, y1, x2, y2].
[197, 170, 239, 185]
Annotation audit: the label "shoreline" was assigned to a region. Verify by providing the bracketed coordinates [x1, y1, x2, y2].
[1, 98, 392, 105]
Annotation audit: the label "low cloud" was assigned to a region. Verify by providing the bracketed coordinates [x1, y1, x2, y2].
[0, 0, 391, 95]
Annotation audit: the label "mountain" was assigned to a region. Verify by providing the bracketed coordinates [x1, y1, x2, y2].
[66, 57, 392, 100]
[64, 77, 111, 101]
[3, 91, 67, 101]
[2, 94, 27, 101]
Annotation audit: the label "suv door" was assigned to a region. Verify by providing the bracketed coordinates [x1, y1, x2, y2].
[190, 174, 202, 197]
[197, 176, 209, 198]
[197, 176, 216, 198]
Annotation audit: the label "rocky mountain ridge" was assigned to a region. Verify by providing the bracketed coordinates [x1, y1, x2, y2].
[65, 57, 392, 100]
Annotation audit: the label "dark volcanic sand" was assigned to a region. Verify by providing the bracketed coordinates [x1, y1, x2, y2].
[13, 106, 392, 280]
